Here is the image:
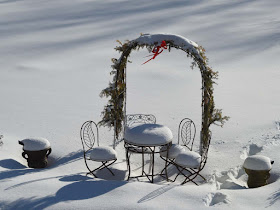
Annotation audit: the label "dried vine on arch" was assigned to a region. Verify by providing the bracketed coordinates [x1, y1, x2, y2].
[99, 34, 228, 154]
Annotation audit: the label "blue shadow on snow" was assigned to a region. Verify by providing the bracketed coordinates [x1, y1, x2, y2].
[0, 179, 126, 210]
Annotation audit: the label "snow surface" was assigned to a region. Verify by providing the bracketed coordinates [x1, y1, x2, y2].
[18, 137, 51, 151]
[1, 0, 280, 209]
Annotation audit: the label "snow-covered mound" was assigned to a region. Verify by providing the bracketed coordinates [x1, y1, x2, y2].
[243, 155, 273, 171]
[124, 124, 173, 146]
[18, 137, 51, 151]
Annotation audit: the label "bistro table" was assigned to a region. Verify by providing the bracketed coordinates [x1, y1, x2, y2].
[124, 123, 173, 183]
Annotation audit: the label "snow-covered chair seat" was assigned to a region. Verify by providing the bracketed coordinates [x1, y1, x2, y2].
[80, 121, 117, 178]
[172, 148, 208, 185]
[160, 144, 186, 159]
[175, 150, 201, 168]
[89, 146, 117, 161]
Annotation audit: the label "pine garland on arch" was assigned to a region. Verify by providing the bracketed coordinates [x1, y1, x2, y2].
[99, 33, 229, 154]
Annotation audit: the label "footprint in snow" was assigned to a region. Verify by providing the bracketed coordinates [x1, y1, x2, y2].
[204, 192, 230, 207]
[240, 143, 263, 160]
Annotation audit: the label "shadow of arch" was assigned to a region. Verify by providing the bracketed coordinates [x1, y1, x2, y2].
[138, 185, 176, 203]
[267, 188, 280, 207]
[1, 180, 127, 209]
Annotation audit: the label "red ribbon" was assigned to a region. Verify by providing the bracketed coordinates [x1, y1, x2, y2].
[142, 40, 167, 65]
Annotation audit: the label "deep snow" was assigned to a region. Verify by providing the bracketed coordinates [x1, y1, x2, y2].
[1, 0, 280, 209]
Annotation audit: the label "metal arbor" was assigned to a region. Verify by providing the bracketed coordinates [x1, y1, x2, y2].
[100, 33, 228, 155]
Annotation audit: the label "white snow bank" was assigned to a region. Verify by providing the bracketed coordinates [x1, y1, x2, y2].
[124, 124, 173, 146]
[243, 155, 273, 171]
[18, 137, 51, 151]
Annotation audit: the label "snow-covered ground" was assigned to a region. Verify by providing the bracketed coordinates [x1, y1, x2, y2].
[1, 0, 280, 209]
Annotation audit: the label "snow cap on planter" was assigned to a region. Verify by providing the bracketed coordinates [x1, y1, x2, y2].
[19, 137, 51, 151]
[243, 155, 273, 171]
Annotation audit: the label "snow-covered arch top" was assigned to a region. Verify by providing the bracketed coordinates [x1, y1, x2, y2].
[100, 33, 228, 154]
[135, 34, 200, 58]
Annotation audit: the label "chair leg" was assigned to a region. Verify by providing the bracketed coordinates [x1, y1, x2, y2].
[181, 173, 199, 185]
[86, 159, 117, 177]
[86, 171, 97, 178]
[177, 167, 205, 185]
[126, 148, 131, 181]
[173, 165, 200, 185]
[85, 160, 98, 178]
[159, 157, 176, 182]
[190, 168, 206, 181]
[101, 160, 116, 176]
[173, 165, 185, 181]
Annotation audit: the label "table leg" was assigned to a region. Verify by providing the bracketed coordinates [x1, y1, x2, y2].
[164, 143, 170, 181]
[126, 148, 131, 181]
[142, 147, 144, 176]
[151, 147, 155, 183]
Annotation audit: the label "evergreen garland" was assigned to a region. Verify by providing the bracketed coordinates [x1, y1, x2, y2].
[100, 34, 228, 154]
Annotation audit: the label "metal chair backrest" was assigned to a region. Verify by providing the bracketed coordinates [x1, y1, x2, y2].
[80, 121, 99, 154]
[178, 118, 196, 151]
[125, 114, 156, 127]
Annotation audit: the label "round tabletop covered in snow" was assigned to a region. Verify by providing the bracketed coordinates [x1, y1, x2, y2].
[243, 155, 272, 171]
[19, 137, 51, 151]
[124, 124, 173, 146]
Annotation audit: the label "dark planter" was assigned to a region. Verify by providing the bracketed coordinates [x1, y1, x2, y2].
[22, 147, 52, 168]
[243, 155, 274, 188]
[244, 168, 271, 188]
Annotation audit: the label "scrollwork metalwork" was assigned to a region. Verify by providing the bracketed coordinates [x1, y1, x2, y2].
[126, 114, 156, 127]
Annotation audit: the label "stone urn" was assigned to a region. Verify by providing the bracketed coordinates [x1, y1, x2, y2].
[19, 137, 51, 168]
[243, 155, 274, 188]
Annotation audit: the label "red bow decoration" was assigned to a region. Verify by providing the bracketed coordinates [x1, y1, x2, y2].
[142, 40, 167, 65]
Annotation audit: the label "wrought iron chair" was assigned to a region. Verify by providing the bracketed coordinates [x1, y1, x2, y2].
[80, 120, 117, 178]
[172, 133, 210, 185]
[160, 118, 196, 179]
[163, 118, 211, 185]
[124, 114, 156, 179]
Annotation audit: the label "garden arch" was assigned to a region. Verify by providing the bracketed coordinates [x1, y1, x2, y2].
[100, 34, 228, 155]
